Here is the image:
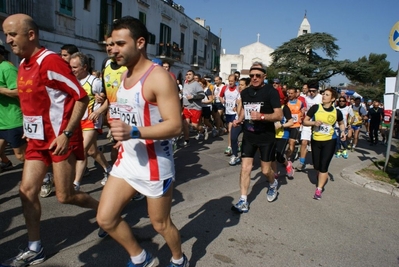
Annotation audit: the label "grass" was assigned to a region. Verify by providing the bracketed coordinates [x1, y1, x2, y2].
[359, 152, 399, 186]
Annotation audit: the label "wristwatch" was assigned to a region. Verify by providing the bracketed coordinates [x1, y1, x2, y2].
[130, 125, 141, 139]
[260, 114, 265, 120]
[63, 130, 73, 138]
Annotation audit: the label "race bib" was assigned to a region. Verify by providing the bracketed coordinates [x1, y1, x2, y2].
[244, 104, 261, 120]
[315, 123, 331, 135]
[118, 105, 141, 126]
[292, 114, 299, 123]
[109, 102, 120, 120]
[23, 115, 44, 140]
[384, 116, 390, 122]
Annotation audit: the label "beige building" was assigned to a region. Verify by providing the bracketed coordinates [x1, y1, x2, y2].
[219, 14, 311, 81]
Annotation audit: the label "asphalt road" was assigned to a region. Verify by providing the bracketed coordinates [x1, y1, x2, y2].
[0, 129, 398, 267]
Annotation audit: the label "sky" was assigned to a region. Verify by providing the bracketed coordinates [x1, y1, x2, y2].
[176, 0, 399, 85]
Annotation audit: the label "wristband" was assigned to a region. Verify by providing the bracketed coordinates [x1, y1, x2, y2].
[130, 125, 141, 139]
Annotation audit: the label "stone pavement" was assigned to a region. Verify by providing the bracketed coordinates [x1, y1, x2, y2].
[0, 128, 398, 266]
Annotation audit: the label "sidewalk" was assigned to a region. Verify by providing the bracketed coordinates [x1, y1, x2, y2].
[339, 134, 399, 198]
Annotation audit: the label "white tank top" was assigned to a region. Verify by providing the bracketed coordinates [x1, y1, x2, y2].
[112, 64, 175, 181]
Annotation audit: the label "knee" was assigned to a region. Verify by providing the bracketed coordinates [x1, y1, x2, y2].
[56, 192, 75, 205]
[19, 186, 38, 203]
[262, 166, 273, 177]
[96, 212, 116, 231]
[151, 217, 171, 235]
[15, 153, 25, 162]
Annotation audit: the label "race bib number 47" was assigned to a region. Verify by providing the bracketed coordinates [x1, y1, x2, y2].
[23, 115, 44, 140]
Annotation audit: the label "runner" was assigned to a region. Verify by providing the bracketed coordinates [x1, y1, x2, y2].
[303, 88, 345, 200]
[96, 16, 188, 267]
[1, 13, 100, 267]
[231, 63, 282, 213]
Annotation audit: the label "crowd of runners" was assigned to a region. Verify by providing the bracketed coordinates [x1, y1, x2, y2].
[0, 12, 398, 267]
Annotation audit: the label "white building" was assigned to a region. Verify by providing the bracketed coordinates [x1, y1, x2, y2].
[219, 14, 311, 81]
[0, 0, 221, 82]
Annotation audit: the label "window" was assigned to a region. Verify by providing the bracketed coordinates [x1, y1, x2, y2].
[230, 64, 237, 74]
[302, 30, 308, 34]
[139, 11, 146, 25]
[60, 0, 73, 16]
[204, 44, 207, 58]
[159, 23, 171, 45]
[193, 39, 197, 56]
[84, 0, 90, 10]
[180, 33, 185, 52]
[99, 0, 122, 41]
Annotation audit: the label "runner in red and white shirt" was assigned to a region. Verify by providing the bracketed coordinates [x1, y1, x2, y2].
[220, 74, 241, 155]
[2, 13, 100, 266]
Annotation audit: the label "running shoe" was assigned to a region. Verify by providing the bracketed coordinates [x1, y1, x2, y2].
[229, 155, 241, 166]
[204, 129, 209, 140]
[74, 184, 80, 191]
[127, 251, 159, 267]
[212, 128, 218, 137]
[0, 160, 13, 171]
[98, 227, 108, 238]
[295, 162, 306, 171]
[183, 140, 189, 146]
[233, 198, 249, 213]
[132, 193, 145, 201]
[167, 254, 189, 267]
[286, 161, 294, 178]
[224, 146, 232, 156]
[2, 247, 46, 267]
[313, 188, 322, 200]
[335, 151, 342, 158]
[101, 171, 110, 186]
[267, 180, 278, 202]
[194, 133, 203, 140]
[347, 144, 352, 149]
[342, 150, 348, 159]
[40, 180, 53, 198]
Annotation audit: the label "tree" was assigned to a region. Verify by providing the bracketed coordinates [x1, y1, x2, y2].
[345, 53, 396, 88]
[270, 32, 343, 85]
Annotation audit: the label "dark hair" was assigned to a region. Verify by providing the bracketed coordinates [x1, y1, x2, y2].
[199, 78, 207, 86]
[240, 77, 250, 86]
[61, 44, 79, 55]
[187, 70, 195, 75]
[324, 88, 338, 101]
[70, 52, 89, 68]
[113, 16, 149, 49]
[234, 71, 240, 76]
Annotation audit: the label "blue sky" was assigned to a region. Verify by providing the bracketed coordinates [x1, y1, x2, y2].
[176, 0, 399, 85]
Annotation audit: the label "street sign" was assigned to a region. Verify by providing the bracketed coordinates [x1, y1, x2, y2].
[389, 21, 399, 51]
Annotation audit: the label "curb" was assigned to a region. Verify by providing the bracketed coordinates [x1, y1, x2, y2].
[340, 158, 399, 198]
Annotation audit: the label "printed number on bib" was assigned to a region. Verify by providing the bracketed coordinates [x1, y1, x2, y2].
[23, 115, 44, 140]
[244, 104, 261, 120]
[109, 102, 120, 119]
[119, 105, 140, 126]
[316, 124, 331, 135]
[384, 116, 390, 122]
[292, 114, 299, 123]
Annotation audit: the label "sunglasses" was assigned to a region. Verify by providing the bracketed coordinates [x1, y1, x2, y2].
[249, 74, 262, 78]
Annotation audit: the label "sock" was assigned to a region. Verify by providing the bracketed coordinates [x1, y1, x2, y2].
[28, 240, 41, 252]
[131, 249, 146, 264]
[171, 256, 184, 265]
[73, 181, 80, 186]
[299, 158, 305, 164]
[240, 195, 247, 201]
[317, 187, 322, 191]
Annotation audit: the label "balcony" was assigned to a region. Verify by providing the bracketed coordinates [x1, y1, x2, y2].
[191, 55, 205, 67]
[157, 43, 183, 62]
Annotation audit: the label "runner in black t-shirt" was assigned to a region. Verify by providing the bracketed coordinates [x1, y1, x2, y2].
[231, 63, 283, 213]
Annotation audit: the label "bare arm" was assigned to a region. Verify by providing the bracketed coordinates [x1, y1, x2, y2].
[0, 87, 18, 98]
[251, 108, 283, 122]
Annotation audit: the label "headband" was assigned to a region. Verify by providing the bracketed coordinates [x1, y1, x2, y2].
[249, 67, 266, 73]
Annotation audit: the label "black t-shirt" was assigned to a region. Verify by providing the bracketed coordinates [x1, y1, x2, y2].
[307, 104, 343, 122]
[240, 84, 281, 143]
[282, 105, 292, 121]
[367, 107, 383, 124]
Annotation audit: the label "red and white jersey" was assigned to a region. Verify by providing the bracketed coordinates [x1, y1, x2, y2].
[111, 64, 175, 181]
[220, 85, 240, 115]
[17, 48, 86, 149]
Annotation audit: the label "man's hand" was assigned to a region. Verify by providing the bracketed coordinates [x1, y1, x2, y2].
[49, 134, 70, 155]
[110, 119, 133, 141]
[232, 119, 241, 127]
[88, 111, 100, 122]
[314, 120, 322, 127]
[95, 93, 106, 104]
